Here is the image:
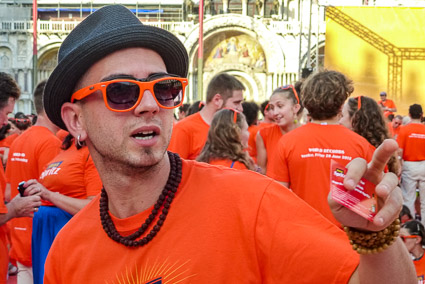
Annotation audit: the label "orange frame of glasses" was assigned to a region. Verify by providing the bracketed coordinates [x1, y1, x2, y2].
[70, 77, 188, 112]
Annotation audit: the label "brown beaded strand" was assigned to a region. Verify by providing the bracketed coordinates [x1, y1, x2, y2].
[344, 218, 401, 254]
[99, 151, 182, 247]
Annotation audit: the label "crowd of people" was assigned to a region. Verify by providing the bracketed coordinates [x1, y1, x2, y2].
[0, 4, 424, 284]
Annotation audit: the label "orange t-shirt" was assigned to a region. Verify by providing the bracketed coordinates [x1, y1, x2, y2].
[397, 123, 425, 161]
[56, 129, 69, 143]
[5, 126, 61, 266]
[259, 124, 283, 174]
[415, 256, 425, 284]
[0, 133, 19, 159]
[44, 159, 358, 283]
[0, 133, 19, 148]
[208, 159, 248, 170]
[168, 112, 209, 160]
[247, 123, 273, 163]
[0, 167, 7, 283]
[378, 99, 396, 117]
[267, 123, 375, 227]
[39, 144, 102, 206]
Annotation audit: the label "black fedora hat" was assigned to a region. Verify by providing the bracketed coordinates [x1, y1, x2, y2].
[44, 4, 189, 130]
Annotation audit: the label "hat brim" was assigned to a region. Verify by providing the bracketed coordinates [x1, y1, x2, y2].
[44, 24, 188, 130]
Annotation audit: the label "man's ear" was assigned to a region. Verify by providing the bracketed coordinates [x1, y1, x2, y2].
[212, 94, 223, 109]
[61, 102, 87, 141]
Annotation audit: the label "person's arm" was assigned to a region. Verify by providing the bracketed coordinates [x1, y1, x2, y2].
[256, 132, 267, 174]
[24, 179, 94, 216]
[0, 194, 41, 225]
[4, 183, 11, 202]
[330, 139, 416, 283]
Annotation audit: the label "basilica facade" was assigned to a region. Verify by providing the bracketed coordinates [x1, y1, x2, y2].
[0, 0, 377, 114]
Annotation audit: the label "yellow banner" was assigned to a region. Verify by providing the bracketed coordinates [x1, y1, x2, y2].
[325, 6, 425, 116]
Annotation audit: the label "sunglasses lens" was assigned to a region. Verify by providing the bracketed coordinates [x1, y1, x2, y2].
[106, 82, 140, 110]
[153, 79, 183, 108]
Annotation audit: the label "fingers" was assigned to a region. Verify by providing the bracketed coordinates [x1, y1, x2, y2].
[24, 184, 43, 196]
[365, 139, 398, 184]
[344, 158, 367, 190]
[373, 173, 403, 228]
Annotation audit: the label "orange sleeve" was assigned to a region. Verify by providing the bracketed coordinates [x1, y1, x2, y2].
[396, 127, 406, 150]
[168, 123, 191, 159]
[37, 138, 62, 177]
[84, 155, 102, 196]
[0, 167, 6, 213]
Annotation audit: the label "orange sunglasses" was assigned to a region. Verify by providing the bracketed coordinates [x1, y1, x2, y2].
[71, 75, 188, 112]
[401, 235, 418, 242]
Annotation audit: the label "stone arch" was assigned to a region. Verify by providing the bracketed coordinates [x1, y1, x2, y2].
[184, 14, 285, 101]
[37, 43, 60, 82]
[185, 14, 285, 74]
[203, 64, 265, 102]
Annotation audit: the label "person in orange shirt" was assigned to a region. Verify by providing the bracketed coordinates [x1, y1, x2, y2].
[267, 71, 376, 227]
[0, 72, 41, 284]
[397, 104, 425, 224]
[378, 91, 397, 118]
[21, 134, 102, 284]
[168, 73, 245, 160]
[5, 80, 61, 283]
[42, 6, 414, 283]
[197, 108, 255, 170]
[256, 84, 302, 174]
[339, 96, 401, 176]
[388, 115, 403, 139]
[401, 220, 425, 283]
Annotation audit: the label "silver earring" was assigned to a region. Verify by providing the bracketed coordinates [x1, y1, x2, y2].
[76, 135, 83, 147]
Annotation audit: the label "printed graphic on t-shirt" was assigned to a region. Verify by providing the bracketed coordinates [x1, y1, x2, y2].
[107, 259, 196, 284]
[10, 152, 28, 163]
[409, 133, 425, 139]
[418, 275, 423, 284]
[300, 148, 353, 161]
[40, 161, 63, 180]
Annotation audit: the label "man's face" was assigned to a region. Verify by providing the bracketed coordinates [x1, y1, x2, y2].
[0, 97, 15, 126]
[380, 94, 387, 102]
[71, 47, 174, 169]
[223, 90, 244, 112]
[392, 118, 402, 128]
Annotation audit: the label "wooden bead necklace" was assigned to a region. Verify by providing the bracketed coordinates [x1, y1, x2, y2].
[99, 151, 182, 247]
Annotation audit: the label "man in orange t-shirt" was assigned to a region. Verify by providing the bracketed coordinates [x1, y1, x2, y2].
[397, 104, 425, 224]
[168, 73, 245, 160]
[41, 7, 415, 283]
[378, 91, 397, 118]
[268, 71, 375, 227]
[0, 72, 41, 284]
[5, 81, 61, 282]
[388, 115, 403, 139]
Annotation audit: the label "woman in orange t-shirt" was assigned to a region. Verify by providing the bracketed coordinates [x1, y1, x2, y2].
[197, 108, 255, 170]
[401, 220, 425, 283]
[23, 134, 102, 284]
[256, 83, 302, 174]
[339, 96, 401, 176]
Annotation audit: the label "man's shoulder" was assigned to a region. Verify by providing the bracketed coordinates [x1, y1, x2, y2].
[174, 113, 207, 130]
[55, 195, 100, 239]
